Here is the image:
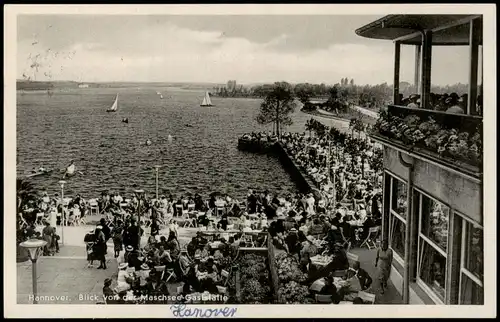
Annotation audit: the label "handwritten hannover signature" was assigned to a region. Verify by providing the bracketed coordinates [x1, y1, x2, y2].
[170, 305, 237, 318]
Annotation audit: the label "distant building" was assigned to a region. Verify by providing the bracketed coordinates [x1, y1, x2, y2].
[78, 84, 89, 88]
[227, 80, 237, 92]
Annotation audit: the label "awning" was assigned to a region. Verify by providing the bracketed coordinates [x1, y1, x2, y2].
[355, 14, 482, 46]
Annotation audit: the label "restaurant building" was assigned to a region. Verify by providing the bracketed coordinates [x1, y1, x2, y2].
[356, 15, 483, 304]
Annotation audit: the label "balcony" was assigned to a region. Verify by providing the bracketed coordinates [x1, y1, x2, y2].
[370, 105, 482, 179]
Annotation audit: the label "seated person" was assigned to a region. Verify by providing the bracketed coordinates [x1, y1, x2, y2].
[116, 263, 133, 293]
[346, 261, 372, 291]
[360, 215, 376, 240]
[319, 276, 342, 304]
[309, 218, 325, 236]
[186, 237, 198, 258]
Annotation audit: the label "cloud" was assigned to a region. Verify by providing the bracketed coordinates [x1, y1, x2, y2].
[16, 17, 471, 85]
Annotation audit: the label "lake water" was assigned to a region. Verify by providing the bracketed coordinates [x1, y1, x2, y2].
[16, 87, 349, 199]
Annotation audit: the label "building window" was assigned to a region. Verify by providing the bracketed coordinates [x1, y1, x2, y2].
[417, 238, 447, 302]
[389, 214, 406, 260]
[417, 192, 449, 303]
[459, 219, 483, 305]
[388, 175, 407, 262]
[391, 176, 407, 220]
[420, 193, 449, 252]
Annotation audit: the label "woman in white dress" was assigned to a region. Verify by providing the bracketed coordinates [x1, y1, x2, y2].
[49, 205, 58, 228]
[167, 219, 178, 238]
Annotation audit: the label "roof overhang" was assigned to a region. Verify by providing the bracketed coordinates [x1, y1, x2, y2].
[356, 14, 483, 46]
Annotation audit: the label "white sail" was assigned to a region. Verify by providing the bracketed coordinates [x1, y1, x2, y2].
[108, 94, 118, 111]
[205, 92, 212, 105]
[160, 94, 163, 99]
[201, 91, 212, 106]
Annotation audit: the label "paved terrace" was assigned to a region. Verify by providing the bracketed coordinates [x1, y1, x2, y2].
[18, 223, 402, 304]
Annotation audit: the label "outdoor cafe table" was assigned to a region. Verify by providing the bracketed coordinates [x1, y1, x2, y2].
[310, 254, 333, 268]
[310, 276, 350, 293]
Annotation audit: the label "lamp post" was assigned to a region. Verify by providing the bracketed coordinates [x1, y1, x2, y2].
[134, 189, 145, 250]
[58, 180, 66, 245]
[154, 165, 161, 200]
[20, 239, 47, 304]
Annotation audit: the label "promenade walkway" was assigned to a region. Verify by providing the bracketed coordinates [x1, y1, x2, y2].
[17, 224, 192, 304]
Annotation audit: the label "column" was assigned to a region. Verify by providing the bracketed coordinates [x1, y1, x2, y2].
[381, 170, 390, 241]
[393, 41, 401, 105]
[446, 211, 462, 304]
[414, 45, 422, 95]
[420, 31, 432, 110]
[468, 18, 481, 115]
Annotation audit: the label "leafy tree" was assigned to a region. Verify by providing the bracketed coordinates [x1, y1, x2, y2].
[17, 179, 37, 213]
[294, 83, 314, 105]
[256, 82, 297, 140]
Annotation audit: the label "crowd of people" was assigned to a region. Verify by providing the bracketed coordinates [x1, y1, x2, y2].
[18, 116, 391, 304]
[400, 92, 483, 115]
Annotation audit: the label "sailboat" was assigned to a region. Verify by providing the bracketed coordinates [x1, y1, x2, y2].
[156, 91, 161, 95]
[200, 91, 213, 107]
[160, 94, 163, 99]
[107, 93, 118, 112]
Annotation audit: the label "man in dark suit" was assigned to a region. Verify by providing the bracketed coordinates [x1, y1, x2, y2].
[246, 189, 257, 214]
[127, 218, 140, 251]
[346, 261, 372, 291]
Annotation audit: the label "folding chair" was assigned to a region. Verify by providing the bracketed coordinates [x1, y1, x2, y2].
[346, 252, 359, 267]
[242, 234, 255, 247]
[35, 213, 45, 226]
[187, 204, 195, 212]
[164, 268, 176, 283]
[315, 294, 333, 304]
[182, 214, 195, 228]
[259, 234, 268, 247]
[88, 199, 99, 215]
[357, 291, 376, 304]
[154, 265, 166, 280]
[216, 286, 227, 295]
[203, 234, 215, 243]
[175, 204, 184, 217]
[19, 213, 29, 229]
[216, 206, 225, 216]
[339, 227, 351, 248]
[360, 226, 380, 250]
[221, 269, 230, 286]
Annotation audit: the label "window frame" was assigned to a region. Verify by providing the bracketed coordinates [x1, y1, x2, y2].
[458, 212, 484, 305]
[416, 191, 450, 304]
[386, 172, 407, 266]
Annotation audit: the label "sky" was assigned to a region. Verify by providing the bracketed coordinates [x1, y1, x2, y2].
[17, 14, 475, 85]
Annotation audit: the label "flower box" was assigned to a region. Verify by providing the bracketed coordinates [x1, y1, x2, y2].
[372, 105, 483, 177]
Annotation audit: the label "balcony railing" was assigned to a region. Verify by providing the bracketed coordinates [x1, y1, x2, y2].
[370, 105, 482, 177]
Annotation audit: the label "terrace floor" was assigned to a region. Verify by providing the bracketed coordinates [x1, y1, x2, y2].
[18, 223, 402, 305]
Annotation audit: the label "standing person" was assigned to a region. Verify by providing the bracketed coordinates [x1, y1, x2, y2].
[167, 219, 178, 238]
[246, 189, 257, 214]
[112, 223, 124, 258]
[42, 221, 56, 256]
[127, 218, 140, 251]
[84, 229, 96, 267]
[99, 218, 111, 256]
[122, 220, 131, 249]
[150, 210, 160, 237]
[375, 240, 393, 294]
[94, 226, 107, 270]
